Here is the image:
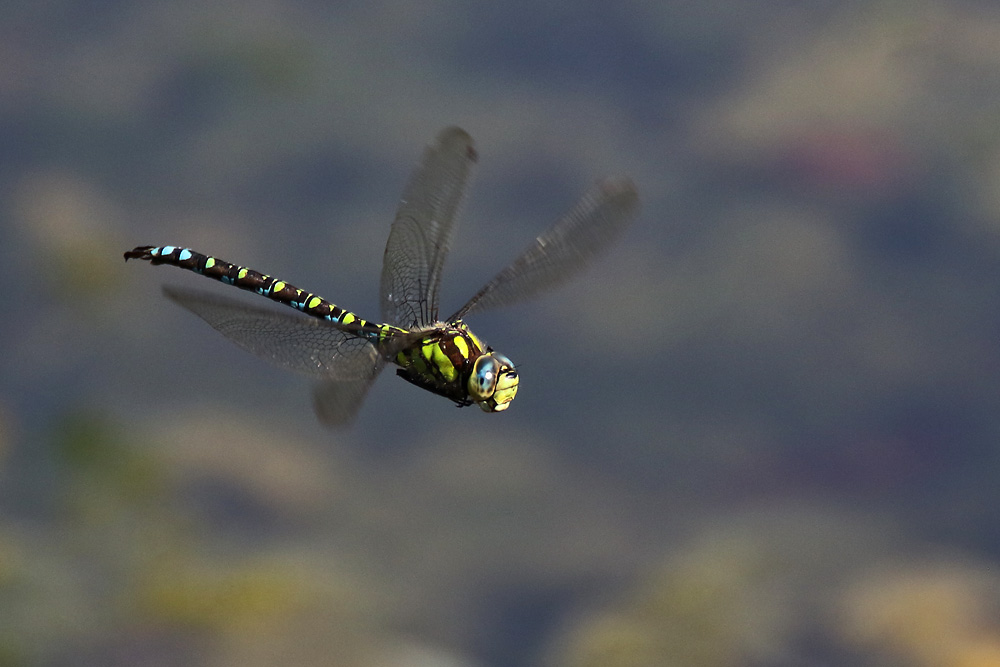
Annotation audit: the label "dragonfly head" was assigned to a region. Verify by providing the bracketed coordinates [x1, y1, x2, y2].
[468, 352, 519, 412]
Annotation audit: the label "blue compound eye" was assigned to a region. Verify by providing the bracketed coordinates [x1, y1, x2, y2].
[492, 353, 514, 370]
[468, 353, 518, 412]
[469, 355, 501, 401]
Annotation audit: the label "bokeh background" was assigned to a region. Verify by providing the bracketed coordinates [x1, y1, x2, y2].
[5, 1, 1000, 665]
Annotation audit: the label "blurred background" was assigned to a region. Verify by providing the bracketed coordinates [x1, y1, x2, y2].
[4, 1, 1000, 665]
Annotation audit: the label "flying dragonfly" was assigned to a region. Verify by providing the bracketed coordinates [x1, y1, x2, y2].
[125, 127, 639, 425]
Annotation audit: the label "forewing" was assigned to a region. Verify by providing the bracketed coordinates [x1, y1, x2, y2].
[163, 286, 382, 380]
[380, 126, 477, 328]
[448, 178, 639, 321]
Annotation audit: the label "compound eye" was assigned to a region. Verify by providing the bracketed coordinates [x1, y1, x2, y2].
[470, 353, 518, 412]
[468, 355, 502, 401]
[492, 353, 514, 370]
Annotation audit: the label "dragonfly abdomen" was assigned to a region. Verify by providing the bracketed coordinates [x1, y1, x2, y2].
[124, 245, 391, 341]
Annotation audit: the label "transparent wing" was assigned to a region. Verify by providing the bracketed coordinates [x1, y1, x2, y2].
[311, 375, 381, 427]
[165, 287, 387, 426]
[309, 328, 436, 425]
[380, 126, 477, 329]
[164, 286, 384, 379]
[448, 178, 639, 321]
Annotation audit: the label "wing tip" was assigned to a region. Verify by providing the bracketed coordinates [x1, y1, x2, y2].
[598, 176, 638, 197]
[437, 126, 478, 162]
[596, 177, 640, 216]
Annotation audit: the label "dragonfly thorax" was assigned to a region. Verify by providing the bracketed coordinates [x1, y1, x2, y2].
[469, 352, 518, 412]
[391, 324, 517, 411]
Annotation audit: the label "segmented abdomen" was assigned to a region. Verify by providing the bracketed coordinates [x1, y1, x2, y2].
[124, 245, 395, 341]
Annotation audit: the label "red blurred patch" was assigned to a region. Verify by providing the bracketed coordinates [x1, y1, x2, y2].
[778, 128, 910, 193]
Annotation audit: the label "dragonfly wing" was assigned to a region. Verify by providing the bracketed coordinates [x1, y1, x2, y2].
[313, 325, 441, 425]
[312, 368, 383, 426]
[163, 286, 383, 380]
[380, 126, 477, 329]
[448, 178, 639, 321]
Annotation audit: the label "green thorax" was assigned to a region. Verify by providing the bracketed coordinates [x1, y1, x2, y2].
[389, 320, 518, 412]
[392, 321, 486, 404]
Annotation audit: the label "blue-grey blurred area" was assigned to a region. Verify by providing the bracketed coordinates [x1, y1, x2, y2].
[4, 1, 1000, 665]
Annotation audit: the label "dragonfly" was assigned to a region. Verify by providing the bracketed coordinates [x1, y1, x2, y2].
[125, 127, 639, 425]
